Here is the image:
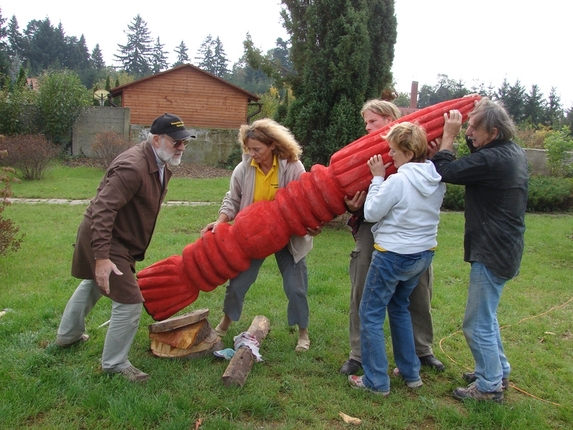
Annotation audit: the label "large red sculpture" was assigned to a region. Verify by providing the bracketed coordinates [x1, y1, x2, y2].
[138, 96, 480, 321]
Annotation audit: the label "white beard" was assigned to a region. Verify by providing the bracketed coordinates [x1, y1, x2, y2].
[156, 140, 182, 166]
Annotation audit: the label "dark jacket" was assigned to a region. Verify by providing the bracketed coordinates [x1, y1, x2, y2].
[71, 141, 170, 303]
[432, 139, 528, 279]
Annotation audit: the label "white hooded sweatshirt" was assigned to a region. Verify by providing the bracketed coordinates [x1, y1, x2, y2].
[364, 160, 446, 254]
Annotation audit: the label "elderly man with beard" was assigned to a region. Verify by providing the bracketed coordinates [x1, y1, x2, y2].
[56, 113, 193, 382]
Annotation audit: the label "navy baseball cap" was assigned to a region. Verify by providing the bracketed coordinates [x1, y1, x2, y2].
[150, 113, 195, 140]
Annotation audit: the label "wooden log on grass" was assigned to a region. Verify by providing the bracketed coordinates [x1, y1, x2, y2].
[221, 315, 270, 387]
[148, 308, 223, 358]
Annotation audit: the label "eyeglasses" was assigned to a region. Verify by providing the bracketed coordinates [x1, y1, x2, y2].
[162, 135, 188, 149]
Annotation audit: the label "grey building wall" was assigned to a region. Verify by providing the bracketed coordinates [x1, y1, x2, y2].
[72, 107, 131, 156]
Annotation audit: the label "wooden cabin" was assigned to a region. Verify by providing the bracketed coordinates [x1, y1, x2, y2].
[109, 64, 260, 129]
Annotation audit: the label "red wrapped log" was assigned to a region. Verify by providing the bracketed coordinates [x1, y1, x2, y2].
[138, 96, 480, 320]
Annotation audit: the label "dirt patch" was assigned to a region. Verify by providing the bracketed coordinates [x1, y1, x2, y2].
[170, 163, 232, 179]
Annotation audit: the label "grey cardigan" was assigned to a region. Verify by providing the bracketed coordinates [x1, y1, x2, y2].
[219, 154, 313, 263]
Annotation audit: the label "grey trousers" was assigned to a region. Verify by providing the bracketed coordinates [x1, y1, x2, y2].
[348, 222, 435, 362]
[223, 246, 309, 329]
[56, 279, 142, 372]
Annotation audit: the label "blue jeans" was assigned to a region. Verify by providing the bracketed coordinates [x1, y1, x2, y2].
[360, 249, 434, 392]
[463, 262, 511, 392]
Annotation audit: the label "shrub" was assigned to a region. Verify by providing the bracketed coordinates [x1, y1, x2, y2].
[515, 124, 550, 149]
[527, 176, 573, 212]
[441, 176, 573, 213]
[0, 134, 60, 180]
[441, 183, 465, 211]
[0, 148, 24, 257]
[91, 131, 132, 168]
[36, 70, 92, 147]
[544, 127, 573, 177]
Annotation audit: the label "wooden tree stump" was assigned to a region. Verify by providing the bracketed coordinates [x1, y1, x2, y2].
[148, 308, 223, 359]
[221, 315, 270, 387]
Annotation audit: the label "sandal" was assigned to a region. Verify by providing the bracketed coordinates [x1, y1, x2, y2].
[214, 323, 227, 337]
[295, 338, 310, 352]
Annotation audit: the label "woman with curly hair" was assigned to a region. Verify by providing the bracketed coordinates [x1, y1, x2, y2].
[201, 118, 320, 352]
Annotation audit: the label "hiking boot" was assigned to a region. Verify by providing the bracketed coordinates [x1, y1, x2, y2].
[419, 354, 445, 372]
[453, 382, 503, 403]
[348, 375, 389, 396]
[117, 365, 150, 383]
[462, 372, 509, 390]
[340, 359, 362, 375]
[56, 333, 89, 348]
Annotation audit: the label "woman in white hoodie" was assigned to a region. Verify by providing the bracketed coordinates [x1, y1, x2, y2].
[348, 122, 446, 395]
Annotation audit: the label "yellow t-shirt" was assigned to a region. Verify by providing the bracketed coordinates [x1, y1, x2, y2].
[252, 155, 279, 202]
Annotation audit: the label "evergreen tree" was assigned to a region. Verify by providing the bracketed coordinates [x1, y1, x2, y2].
[523, 84, 545, 126]
[24, 18, 67, 74]
[151, 36, 169, 73]
[7, 16, 24, 57]
[64, 34, 91, 71]
[281, 0, 397, 165]
[212, 36, 229, 77]
[114, 14, 153, 78]
[91, 44, 105, 70]
[0, 8, 9, 78]
[195, 35, 215, 73]
[546, 87, 563, 128]
[497, 79, 526, 123]
[6, 16, 24, 80]
[195, 35, 229, 77]
[173, 40, 189, 66]
[364, 0, 396, 98]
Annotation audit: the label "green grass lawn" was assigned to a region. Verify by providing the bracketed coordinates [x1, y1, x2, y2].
[1, 169, 572, 429]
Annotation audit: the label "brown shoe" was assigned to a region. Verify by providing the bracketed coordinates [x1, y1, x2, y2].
[117, 365, 150, 383]
[453, 382, 503, 403]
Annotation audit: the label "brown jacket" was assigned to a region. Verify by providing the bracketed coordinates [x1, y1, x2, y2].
[71, 141, 170, 303]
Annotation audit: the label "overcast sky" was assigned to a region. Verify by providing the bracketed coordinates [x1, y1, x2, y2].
[3, 0, 572, 107]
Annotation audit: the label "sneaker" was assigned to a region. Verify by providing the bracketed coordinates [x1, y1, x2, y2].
[348, 375, 390, 396]
[406, 379, 423, 389]
[453, 382, 503, 403]
[392, 368, 423, 388]
[56, 333, 89, 348]
[419, 354, 445, 372]
[340, 359, 362, 375]
[462, 372, 509, 390]
[117, 365, 150, 383]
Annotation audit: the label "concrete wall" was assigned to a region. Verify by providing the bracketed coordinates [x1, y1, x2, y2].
[524, 148, 551, 176]
[72, 107, 131, 156]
